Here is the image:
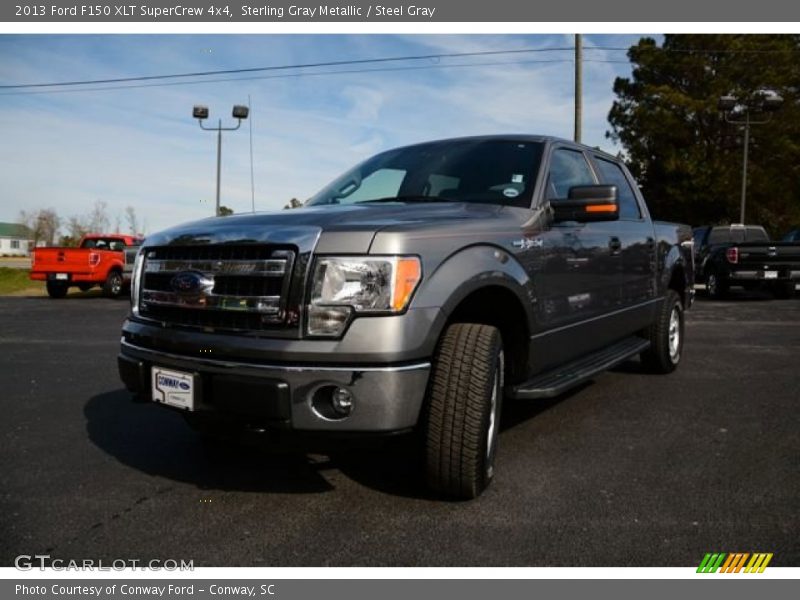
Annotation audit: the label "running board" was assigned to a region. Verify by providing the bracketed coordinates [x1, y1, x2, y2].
[508, 336, 650, 400]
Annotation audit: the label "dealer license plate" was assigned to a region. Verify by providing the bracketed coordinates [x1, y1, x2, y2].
[151, 367, 195, 411]
[764, 271, 778, 279]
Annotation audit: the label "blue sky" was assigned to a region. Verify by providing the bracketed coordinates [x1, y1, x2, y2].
[0, 34, 652, 234]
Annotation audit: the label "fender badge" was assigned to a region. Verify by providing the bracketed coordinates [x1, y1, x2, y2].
[512, 238, 543, 250]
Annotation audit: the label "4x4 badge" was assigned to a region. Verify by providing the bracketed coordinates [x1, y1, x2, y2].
[512, 238, 543, 250]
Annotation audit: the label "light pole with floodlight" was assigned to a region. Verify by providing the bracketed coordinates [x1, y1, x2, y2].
[718, 91, 783, 224]
[193, 104, 249, 217]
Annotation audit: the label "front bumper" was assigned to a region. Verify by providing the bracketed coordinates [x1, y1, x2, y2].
[119, 339, 430, 433]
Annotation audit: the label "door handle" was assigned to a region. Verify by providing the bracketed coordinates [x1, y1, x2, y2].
[608, 237, 622, 255]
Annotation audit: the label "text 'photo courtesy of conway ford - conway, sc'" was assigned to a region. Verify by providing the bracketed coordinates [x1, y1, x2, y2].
[118, 135, 694, 499]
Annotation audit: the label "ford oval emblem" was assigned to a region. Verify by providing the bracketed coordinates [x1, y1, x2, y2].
[178, 382, 191, 391]
[170, 271, 213, 295]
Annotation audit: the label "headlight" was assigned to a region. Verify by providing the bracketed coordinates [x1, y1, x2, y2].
[307, 256, 422, 336]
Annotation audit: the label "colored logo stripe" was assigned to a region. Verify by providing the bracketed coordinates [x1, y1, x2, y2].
[697, 553, 773, 573]
[745, 553, 773, 573]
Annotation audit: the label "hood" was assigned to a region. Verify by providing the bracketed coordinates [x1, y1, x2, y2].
[143, 202, 503, 253]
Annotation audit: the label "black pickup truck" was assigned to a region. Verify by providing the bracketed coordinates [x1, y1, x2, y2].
[119, 135, 694, 498]
[693, 224, 800, 298]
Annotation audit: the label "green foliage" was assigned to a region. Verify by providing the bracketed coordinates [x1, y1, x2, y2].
[0, 268, 37, 295]
[218, 206, 234, 216]
[608, 34, 800, 235]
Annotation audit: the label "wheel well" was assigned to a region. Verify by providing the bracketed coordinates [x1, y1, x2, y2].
[669, 266, 686, 306]
[445, 286, 529, 384]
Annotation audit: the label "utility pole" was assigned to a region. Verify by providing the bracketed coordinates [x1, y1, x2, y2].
[574, 33, 582, 144]
[193, 104, 250, 217]
[718, 92, 783, 224]
[739, 112, 750, 225]
[248, 94, 256, 213]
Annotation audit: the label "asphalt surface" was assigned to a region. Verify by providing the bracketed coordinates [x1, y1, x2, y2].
[1, 290, 798, 567]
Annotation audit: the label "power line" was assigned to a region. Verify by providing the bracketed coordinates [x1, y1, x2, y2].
[0, 46, 581, 90]
[0, 58, 577, 96]
[4, 41, 788, 93]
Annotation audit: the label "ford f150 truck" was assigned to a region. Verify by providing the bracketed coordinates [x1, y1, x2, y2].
[118, 135, 694, 498]
[693, 224, 800, 299]
[31, 234, 143, 298]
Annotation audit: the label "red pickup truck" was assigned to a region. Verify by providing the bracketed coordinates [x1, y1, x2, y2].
[30, 234, 143, 298]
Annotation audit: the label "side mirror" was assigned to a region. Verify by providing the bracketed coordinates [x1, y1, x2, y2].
[551, 185, 619, 223]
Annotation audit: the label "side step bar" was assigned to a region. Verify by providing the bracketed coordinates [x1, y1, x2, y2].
[508, 336, 650, 400]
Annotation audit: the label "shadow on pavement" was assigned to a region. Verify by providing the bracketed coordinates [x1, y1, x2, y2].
[84, 389, 335, 494]
[84, 384, 574, 501]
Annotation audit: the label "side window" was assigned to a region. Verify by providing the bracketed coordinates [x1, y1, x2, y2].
[546, 149, 596, 200]
[594, 158, 642, 220]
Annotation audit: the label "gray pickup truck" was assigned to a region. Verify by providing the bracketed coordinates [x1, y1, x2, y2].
[118, 135, 694, 498]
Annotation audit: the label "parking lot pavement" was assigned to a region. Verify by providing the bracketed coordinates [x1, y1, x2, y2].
[0, 292, 798, 567]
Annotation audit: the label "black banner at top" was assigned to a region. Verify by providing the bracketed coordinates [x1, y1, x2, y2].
[3, 0, 800, 22]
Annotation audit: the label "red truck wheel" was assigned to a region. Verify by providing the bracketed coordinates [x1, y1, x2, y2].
[103, 271, 124, 298]
[45, 280, 68, 299]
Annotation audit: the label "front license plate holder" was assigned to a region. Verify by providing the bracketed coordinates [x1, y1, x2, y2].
[151, 367, 196, 411]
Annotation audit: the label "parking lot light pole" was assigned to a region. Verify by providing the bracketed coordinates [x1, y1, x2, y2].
[718, 92, 783, 224]
[193, 105, 250, 217]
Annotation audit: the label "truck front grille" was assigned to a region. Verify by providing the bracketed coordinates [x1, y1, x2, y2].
[139, 245, 296, 332]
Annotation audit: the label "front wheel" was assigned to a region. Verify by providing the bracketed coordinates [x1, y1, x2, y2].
[103, 270, 124, 298]
[423, 323, 504, 499]
[641, 290, 684, 374]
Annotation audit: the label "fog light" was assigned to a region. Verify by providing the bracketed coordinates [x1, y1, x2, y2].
[331, 387, 353, 416]
[311, 385, 355, 420]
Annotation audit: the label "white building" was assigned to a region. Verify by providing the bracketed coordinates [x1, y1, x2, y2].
[0, 222, 33, 256]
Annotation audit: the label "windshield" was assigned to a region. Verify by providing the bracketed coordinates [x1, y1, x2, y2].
[306, 139, 544, 208]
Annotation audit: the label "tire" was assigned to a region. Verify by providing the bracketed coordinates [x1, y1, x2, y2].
[103, 270, 124, 298]
[45, 280, 68, 299]
[423, 323, 504, 499]
[705, 271, 728, 300]
[772, 281, 796, 299]
[641, 289, 684, 374]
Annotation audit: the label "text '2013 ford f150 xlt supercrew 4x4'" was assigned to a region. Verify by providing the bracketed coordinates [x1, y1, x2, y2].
[118, 135, 694, 499]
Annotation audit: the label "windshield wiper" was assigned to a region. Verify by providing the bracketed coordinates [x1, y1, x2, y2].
[357, 195, 450, 204]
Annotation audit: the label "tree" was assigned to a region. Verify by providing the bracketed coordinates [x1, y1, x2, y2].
[607, 34, 800, 234]
[124, 206, 139, 234]
[283, 198, 303, 209]
[218, 206, 234, 216]
[66, 216, 89, 240]
[19, 208, 60, 246]
[87, 200, 110, 233]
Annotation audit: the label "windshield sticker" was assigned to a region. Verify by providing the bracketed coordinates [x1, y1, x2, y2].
[511, 174, 524, 183]
[503, 188, 520, 198]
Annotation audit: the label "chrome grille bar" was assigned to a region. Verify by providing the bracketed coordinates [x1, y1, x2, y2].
[144, 258, 287, 276]
[142, 290, 281, 314]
